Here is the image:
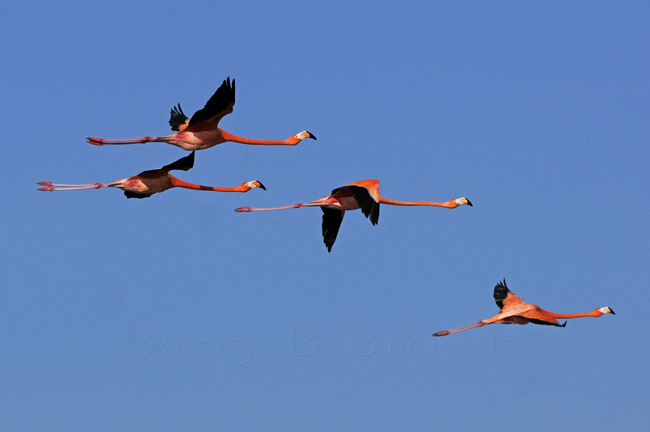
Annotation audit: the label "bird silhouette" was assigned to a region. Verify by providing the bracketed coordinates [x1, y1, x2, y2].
[86, 77, 316, 151]
[235, 179, 471, 252]
[38, 151, 265, 199]
[433, 279, 615, 336]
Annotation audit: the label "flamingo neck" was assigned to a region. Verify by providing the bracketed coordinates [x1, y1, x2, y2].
[545, 309, 604, 319]
[219, 130, 294, 145]
[379, 197, 458, 208]
[170, 177, 249, 192]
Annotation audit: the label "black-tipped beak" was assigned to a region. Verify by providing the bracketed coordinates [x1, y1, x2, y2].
[609, 308, 615, 315]
[466, 199, 473, 207]
[258, 182, 266, 191]
[307, 131, 317, 140]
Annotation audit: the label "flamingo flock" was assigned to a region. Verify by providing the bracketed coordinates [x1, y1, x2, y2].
[38, 76, 615, 337]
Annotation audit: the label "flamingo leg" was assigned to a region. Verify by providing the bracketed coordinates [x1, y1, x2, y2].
[433, 321, 485, 337]
[37, 182, 107, 191]
[86, 136, 162, 146]
[235, 202, 333, 212]
[235, 202, 340, 213]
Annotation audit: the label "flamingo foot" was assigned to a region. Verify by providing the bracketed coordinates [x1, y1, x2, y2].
[87, 137, 104, 146]
[432, 331, 450, 337]
[235, 207, 251, 212]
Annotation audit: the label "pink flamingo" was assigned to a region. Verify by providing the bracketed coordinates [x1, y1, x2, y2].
[86, 77, 316, 151]
[433, 279, 615, 336]
[235, 179, 472, 251]
[38, 152, 265, 199]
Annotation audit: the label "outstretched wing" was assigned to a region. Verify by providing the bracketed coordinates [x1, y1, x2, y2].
[188, 77, 236, 127]
[169, 104, 190, 131]
[322, 208, 345, 252]
[493, 279, 525, 310]
[331, 184, 380, 225]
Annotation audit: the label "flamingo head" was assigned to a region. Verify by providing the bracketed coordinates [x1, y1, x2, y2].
[245, 181, 266, 191]
[295, 131, 317, 141]
[454, 197, 473, 207]
[599, 307, 615, 315]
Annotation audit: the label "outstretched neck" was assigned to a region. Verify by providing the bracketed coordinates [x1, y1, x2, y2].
[219, 130, 297, 146]
[170, 177, 249, 192]
[545, 309, 604, 319]
[379, 197, 459, 208]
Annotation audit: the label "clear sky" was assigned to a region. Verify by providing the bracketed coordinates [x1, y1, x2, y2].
[1, 1, 648, 430]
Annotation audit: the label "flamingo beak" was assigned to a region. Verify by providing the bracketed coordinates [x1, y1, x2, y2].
[258, 182, 266, 191]
[306, 131, 317, 140]
[465, 199, 473, 207]
[609, 308, 615, 315]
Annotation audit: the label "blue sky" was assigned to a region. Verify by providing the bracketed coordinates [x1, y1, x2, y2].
[1, 1, 648, 430]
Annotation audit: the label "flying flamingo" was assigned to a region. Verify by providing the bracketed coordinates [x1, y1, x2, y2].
[37, 151, 265, 199]
[432, 279, 615, 337]
[86, 77, 317, 151]
[235, 179, 472, 252]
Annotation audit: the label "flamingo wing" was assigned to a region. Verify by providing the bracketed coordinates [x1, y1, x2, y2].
[169, 104, 190, 131]
[124, 191, 154, 199]
[135, 151, 195, 178]
[493, 279, 525, 310]
[516, 308, 567, 327]
[188, 77, 236, 128]
[526, 317, 567, 327]
[160, 151, 195, 172]
[322, 208, 345, 252]
[331, 185, 380, 225]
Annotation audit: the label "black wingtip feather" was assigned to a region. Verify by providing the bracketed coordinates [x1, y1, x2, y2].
[188, 77, 236, 126]
[322, 208, 344, 253]
[161, 151, 195, 172]
[124, 191, 152, 199]
[169, 104, 189, 131]
[524, 317, 568, 327]
[493, 278, 509, 310]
